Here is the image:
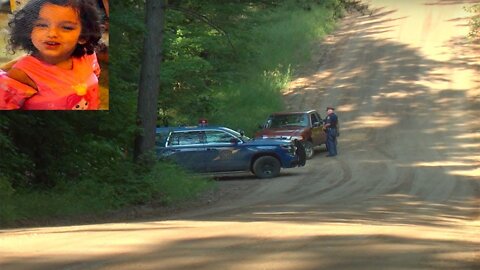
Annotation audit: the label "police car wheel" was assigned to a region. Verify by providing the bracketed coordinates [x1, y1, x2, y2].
[304, 141, 314, 159]
[253, 156, 281, 179]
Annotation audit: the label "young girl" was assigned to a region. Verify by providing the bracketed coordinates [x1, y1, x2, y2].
[0, 0, 102, 110]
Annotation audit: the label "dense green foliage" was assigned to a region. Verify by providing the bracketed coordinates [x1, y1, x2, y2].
[0, 0, 345, 226]
[1, 162, 214, 226]
[116, 0, 343, 133]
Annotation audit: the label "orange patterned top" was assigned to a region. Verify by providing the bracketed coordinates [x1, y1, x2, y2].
[0, 53, 100, 110]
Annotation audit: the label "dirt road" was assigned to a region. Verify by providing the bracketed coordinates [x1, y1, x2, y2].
[1, 1, 479, 269]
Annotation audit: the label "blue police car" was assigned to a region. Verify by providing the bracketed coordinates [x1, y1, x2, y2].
[156, 125, 306, 178]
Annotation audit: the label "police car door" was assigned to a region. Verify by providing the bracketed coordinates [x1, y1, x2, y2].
[165, 130, 207, 172]
[204, 130, 247, 172]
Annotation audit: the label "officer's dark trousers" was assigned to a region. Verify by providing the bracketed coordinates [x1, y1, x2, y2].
[326, 128, 337, 156]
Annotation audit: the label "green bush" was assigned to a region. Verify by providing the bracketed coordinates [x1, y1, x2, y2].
[1, 162, 214, 226]
[0, 177, 16, 226]
[144, 162, 216, 205]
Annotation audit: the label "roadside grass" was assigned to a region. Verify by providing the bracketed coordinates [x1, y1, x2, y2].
[210, 3, 337, 136]
[144, 162, 216, 205]
[0, 163, 215, 227]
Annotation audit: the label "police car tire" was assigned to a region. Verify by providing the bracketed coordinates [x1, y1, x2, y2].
[304, 141, 314, 159]
[253, 156, 281, 179]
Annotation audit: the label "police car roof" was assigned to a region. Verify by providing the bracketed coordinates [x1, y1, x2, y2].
[156, 125, 230, 133]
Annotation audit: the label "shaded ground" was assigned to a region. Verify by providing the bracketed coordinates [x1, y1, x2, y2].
[1, 1, 479, 269]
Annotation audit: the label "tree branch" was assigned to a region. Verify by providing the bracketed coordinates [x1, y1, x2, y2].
[166, 5, 237, 52]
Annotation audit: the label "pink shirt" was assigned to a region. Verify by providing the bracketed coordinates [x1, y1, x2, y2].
[0, 53, 100, 110]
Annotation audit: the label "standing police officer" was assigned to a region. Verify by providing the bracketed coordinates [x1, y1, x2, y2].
[323, 106, 338, 157]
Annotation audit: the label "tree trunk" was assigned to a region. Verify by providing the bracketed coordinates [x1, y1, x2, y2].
[134, 0, 165, 163]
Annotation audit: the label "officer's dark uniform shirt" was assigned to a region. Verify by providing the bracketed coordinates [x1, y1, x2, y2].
[325, 113, 338, 128]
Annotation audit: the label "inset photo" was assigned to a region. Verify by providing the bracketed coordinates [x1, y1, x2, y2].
[0, 0, 109, 110]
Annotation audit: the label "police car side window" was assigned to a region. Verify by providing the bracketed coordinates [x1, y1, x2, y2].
[156, 133, 165, 146]
[168, 131, 203, 146]
[205, 130, 235, 144]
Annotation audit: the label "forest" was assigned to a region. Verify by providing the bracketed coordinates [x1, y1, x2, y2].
[0, 0, 478, 226]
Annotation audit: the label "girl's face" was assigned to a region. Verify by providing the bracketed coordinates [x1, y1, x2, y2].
[31, 3, 83, 65]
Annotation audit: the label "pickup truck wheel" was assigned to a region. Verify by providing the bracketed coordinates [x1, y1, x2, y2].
[253, 156, 281, 178]
[304, 141, 314, 159]
[294, 140, 306, 166]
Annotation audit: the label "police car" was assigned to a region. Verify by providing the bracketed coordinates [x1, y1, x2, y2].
[156, 122, 306, 178]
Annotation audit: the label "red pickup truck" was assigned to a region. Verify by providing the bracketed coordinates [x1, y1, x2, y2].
[255, 110, 327, 159]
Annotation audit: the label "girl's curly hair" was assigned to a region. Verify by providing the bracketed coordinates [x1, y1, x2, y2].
[8, 0, 102, 57]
